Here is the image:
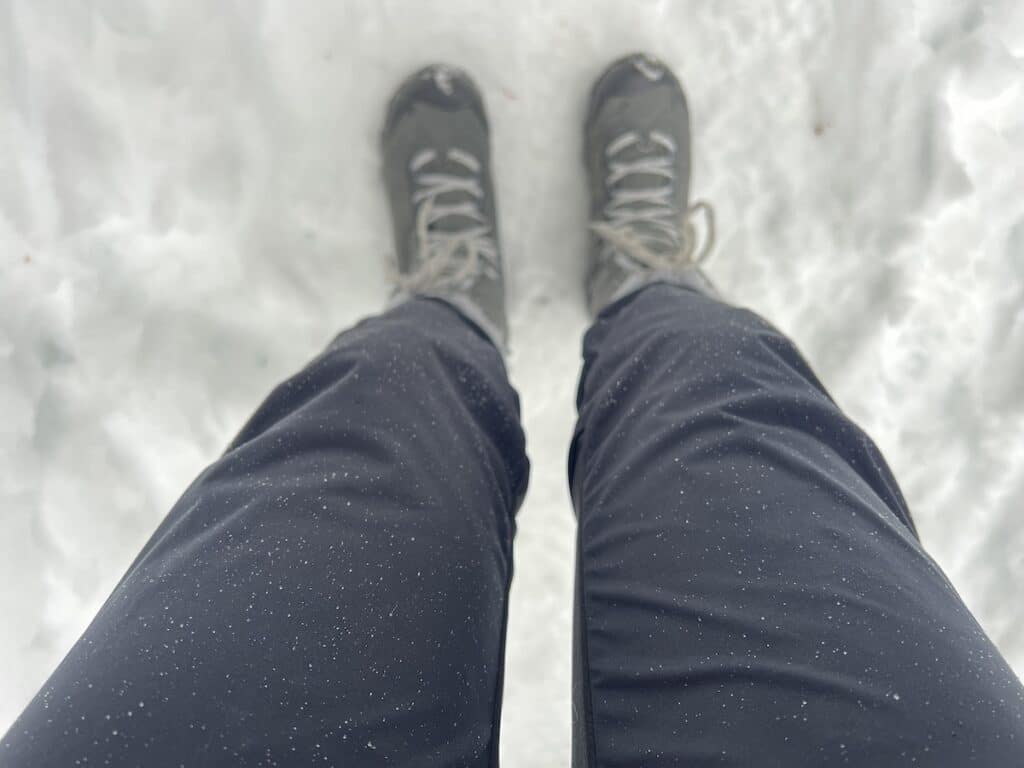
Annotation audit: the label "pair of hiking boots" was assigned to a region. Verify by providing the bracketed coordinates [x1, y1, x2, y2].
[382, 53, 715, 349]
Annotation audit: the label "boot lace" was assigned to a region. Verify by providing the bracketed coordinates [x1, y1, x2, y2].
[397, 147, 499, 293]
[590, 130, 714, 270]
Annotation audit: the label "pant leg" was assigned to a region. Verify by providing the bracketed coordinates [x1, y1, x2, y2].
[569, 283, 1024, 767]
[2, 297, 528, 768]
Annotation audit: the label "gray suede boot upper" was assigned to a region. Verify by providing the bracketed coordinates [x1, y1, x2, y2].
[382, 64, 507, 349]
[584, 53, 715, 316]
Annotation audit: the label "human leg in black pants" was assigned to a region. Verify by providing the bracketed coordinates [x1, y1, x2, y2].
[1, 297, 528, 767]
[576, 52, 1023, 765]
[569, 282, 1024, 766]
[3, 64, 527, 767]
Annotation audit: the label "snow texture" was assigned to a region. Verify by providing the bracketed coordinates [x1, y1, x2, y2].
[2, 0, 1023, 764]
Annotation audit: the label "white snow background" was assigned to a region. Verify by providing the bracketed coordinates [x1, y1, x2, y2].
[2, 0, 1023, 763]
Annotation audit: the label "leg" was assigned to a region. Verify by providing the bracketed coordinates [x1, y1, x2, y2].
[2, 298, 528, 767]
[570, 284, 1024, 766]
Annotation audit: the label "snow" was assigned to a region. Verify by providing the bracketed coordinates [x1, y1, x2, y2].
[1, 0, 1023, 764]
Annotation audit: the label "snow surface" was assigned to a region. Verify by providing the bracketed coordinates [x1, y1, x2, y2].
[2, 0, 1023, 763]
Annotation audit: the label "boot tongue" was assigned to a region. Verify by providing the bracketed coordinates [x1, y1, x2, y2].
[424, 158, 485, 235]
[428, 189, 481, 234]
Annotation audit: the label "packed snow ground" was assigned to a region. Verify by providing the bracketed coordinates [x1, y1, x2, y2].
[2, 0, 1023, 763]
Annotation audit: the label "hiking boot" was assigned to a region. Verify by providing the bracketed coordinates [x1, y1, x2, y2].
[382, 64, 508, 348]
[584, 53, 716, 316]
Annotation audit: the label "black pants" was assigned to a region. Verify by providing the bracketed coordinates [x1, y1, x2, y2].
[4, 286, 1023, 766]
